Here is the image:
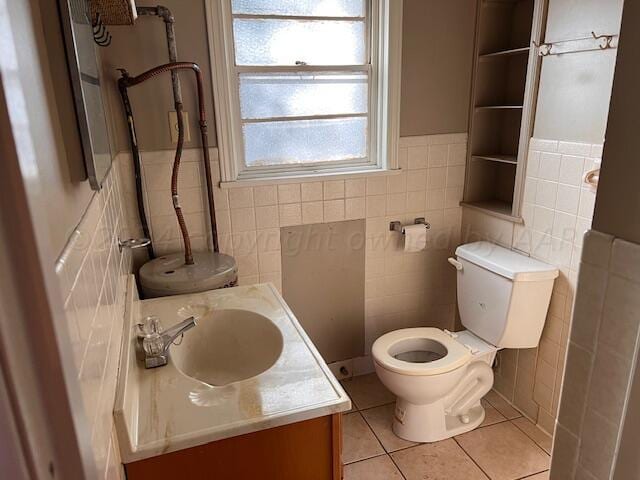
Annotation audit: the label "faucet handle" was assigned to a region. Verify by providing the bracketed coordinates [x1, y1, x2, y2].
[137, 316, 161, 338]
[142, 335, 165, 357]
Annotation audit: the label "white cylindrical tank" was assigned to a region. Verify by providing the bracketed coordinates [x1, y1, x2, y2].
[453, 241, 559, 348]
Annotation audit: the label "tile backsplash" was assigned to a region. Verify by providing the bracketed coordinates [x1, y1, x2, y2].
[134, 133, 468, 353]
[552, 231, 640, 480]
[55, 156, 135, 479]
[462, 137, 603, 434]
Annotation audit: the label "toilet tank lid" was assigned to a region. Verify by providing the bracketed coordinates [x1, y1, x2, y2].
[455, 242, 559, 281]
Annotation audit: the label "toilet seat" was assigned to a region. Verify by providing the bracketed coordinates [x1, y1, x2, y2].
[372, 328, 472, 376]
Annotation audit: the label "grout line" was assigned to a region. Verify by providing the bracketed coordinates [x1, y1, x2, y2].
[480, 417, 511, 429]
[342, 452, 387, 467]
[387, 452, 408, 480]
[357, 400, 395, 414]
[510, 418, 552, 456]
[386, 442, 424, 456]
[517, 469, 550, 479]
[453, 436, 492, 479]
[485, 390, 524, 420]
[360, 407, 396, 456]
[357, 405, 408, 479]
[352, 410, 385, 461]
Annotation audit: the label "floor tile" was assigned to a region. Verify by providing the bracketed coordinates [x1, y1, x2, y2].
[342, 412, 385, 464]
[479, 402, 507, 428]
[524, 471, 550, 479]
[343, 392, 356, 413]
[361, 403, 418, 452]
[484, 390, 522, 420]
[340, 373, 395, 410]
[512, 417, 553, 454]
[343, 454, 403, 480]
[456, 422, 550, 480]
[391, 439, 489, 480]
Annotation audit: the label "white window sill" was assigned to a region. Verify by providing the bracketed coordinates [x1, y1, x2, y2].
[219, 167, 403, 189]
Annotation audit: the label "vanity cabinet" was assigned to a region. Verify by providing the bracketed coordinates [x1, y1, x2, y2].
[124, 414, 343, 480]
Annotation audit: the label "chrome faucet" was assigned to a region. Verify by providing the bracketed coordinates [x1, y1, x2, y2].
[136, 315, 197, 368]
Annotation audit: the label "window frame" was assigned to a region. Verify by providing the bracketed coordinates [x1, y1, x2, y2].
[206, 0, 403, 183]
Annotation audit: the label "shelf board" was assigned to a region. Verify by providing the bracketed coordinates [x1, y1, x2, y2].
[461, 200, 523, 224]
[479, 46, 531, 59]
[472, 154, 517, 165]
[475, 105, 524, 111]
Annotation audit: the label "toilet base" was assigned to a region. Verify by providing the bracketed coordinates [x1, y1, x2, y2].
[392, 399, 486, 443]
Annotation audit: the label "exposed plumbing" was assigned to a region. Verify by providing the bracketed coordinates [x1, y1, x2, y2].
[117, 78, 154, 257]
[117, 5, 219, 265]
[119, 61, 220, 265]
[136, 6, 182, 108]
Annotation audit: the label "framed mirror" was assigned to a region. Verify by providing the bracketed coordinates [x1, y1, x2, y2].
[59, 0, 113, 190]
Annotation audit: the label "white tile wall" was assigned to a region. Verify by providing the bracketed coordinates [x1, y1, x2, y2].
[136, 134, 468, 353]
[462, 137, 603, 434]
[55, 155, 136, 479]
[551, 231, 640, 480]
[139, 148, 214, 256]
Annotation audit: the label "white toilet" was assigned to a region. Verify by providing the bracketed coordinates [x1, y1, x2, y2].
[372, 241, 559, 443]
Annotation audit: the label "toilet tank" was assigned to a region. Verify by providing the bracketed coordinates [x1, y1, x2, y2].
[453, 242, 559, 349]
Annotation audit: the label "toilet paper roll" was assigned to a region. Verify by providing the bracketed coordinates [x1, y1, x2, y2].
[403, 224, 427, 252]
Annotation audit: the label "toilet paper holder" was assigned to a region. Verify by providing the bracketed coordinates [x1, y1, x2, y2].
[389, 217, 431, 233]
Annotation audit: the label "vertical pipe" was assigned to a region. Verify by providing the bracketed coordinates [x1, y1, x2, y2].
[119, 63, 217, 261]
[137, 7, 183, 105]
[136, 6, 191, 264]
[135, 6, 218, 258]
[117, 77, 155, 258]
[192, 65, 219, 253]
[171, 99, 194, 265]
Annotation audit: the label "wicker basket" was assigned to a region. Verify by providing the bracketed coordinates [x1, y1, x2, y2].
[89, 0, 137, 25]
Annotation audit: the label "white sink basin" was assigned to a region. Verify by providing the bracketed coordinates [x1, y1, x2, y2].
[170, 309, 284, 386]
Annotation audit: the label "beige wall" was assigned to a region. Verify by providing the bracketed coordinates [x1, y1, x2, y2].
[533, 0, 624, 143]
[400, 0, 476, 137]
[99, 0, 477, 153]
[588, 2, 640, 478]
[100, 0, 216, 152]
[31, 0, 479, 254]
[32, 0, 95, 254]
[592, 0, 640, 245]
[550, 232, 640, 480]
[54, 159, 133, 479]
[614, 341, 640, 479]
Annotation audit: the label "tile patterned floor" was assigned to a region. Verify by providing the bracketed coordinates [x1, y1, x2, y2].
[340, 374, 551, 480]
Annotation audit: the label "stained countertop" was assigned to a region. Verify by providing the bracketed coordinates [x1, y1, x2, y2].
[114, 279, 351, 463]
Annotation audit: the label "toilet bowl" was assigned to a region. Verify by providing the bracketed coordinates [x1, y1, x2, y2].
[373, 328, 495, 442]
[372, 241, 559, 443]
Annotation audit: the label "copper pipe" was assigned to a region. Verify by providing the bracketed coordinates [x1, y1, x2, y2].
[117, 5, 182, 261]
[119, 62, 219, 264]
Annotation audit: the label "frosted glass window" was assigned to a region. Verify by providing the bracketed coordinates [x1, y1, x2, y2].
[239, 73, 368, 119]
[233, 19, 366, 66]
[243, 117, 367, 166]
[231, 0, 366, 18]
[212, 0, 389, 176]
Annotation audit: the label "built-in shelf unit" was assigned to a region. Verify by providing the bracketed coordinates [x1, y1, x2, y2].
[463, 0, 546, 222]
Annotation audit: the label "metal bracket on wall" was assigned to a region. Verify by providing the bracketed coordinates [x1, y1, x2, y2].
[389, 217, 430, 233]
[533, 31, 618, 57]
